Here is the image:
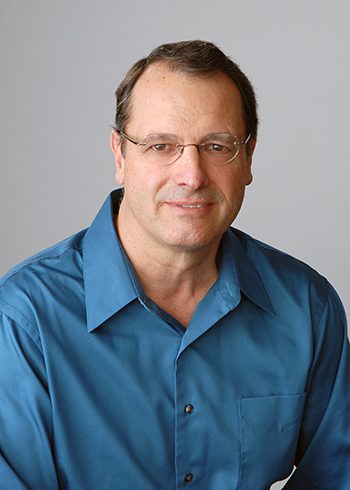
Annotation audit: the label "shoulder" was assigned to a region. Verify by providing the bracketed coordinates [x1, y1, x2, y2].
[231, 227, 325, 278]
[230, 227, 335, 318]
[0, 229, 87, 335]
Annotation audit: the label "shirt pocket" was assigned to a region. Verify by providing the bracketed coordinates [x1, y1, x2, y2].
[238, 392, 306, 490]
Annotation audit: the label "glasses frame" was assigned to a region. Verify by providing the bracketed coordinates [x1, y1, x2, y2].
[118, 130, 251, 166]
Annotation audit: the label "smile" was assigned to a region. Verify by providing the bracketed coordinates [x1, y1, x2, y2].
[163, 201, 214, 212]
[179, 204, 207, 208]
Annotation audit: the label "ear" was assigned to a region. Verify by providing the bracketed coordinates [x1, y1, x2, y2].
[110, 130, 125, 185]
[245, 137, 256, 186]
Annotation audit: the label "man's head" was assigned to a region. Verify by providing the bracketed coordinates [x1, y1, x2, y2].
[114, 40, 258, 142]
[110, 40, 257, 254]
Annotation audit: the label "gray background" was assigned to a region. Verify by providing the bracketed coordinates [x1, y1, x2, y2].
[3, 1, 349, 315]
[0, 2, 349, 486]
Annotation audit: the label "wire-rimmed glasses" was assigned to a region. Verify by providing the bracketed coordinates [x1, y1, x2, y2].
[118, 131, 251, 166]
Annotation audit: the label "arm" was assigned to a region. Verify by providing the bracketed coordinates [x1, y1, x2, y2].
[285, 282, 350, 489]
[0, 311, 59, 490]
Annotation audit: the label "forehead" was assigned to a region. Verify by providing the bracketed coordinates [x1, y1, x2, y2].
[127, 62, 245, 135]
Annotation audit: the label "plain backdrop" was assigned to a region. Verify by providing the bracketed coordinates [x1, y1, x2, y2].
[0, 2, 349, 487]
[2, 1, 349, 315]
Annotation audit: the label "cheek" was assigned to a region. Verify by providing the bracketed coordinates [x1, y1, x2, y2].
[122, 162, 167, 200]
[215, 167, 250, 198]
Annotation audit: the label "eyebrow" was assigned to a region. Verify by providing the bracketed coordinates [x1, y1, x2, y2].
[201, 133, 236, 142]
[144, 132, 235, 142]
[144, 133, 178, 141]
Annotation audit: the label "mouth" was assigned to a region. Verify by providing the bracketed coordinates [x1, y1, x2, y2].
[176, 203, 208, 208]
[165, 201, 213, 206]
[163, 201, 214, 213]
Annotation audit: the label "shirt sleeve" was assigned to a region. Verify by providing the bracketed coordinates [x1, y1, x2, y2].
[284, 282, 350, 489]
[0, 311, 59, 490]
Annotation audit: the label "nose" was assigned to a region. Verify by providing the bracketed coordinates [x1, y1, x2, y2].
[172, 144, 209, 190]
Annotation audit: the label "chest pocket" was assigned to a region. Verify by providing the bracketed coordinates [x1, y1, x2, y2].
[238, 392, 306, 489]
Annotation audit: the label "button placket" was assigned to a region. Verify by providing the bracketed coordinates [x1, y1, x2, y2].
[175, 352, 199, 488]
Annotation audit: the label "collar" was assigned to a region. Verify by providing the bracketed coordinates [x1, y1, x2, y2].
[82, 190, 274, 333]
[83, 189, 137, 332]
[218, 229, 274, 314]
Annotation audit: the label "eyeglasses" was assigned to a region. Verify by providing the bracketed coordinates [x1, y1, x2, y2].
[119, 131, 251, 166]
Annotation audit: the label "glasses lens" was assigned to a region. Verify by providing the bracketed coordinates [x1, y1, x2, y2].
[141, 136, 180, 165]
[134, 134, 241, 166]
[199, 136, 239, 165]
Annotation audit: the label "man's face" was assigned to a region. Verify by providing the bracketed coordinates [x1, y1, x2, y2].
[111, 62, 254, 253]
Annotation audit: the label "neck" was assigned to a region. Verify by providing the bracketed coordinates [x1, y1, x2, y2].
[114, 202, 222, 324]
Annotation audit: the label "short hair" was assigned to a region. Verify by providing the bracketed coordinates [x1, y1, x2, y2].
[114, 40, 258, 139]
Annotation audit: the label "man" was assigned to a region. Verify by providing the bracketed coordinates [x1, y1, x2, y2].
[0, 40, 349, 490]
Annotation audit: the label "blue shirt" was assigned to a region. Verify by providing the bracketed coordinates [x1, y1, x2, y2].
[0, 189, 349, 490]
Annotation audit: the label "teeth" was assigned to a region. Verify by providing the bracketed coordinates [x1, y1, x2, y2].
[181, 204, 205, 208]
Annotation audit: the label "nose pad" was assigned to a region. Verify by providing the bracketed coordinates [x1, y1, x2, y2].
[172, 144, 208, 189]
[180, 144, 201, 161]
[172, 144, 200, 165]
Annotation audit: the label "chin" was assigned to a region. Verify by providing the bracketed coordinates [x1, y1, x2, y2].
[160, 229, 223, 251]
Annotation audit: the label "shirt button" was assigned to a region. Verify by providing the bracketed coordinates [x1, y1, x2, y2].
[184, 404, 194, 414]
[184, 472, 193, 483]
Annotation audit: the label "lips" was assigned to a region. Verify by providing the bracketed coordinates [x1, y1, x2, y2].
[177, 203, 207, 208]
[166, 201, 212, 207]
[163, 201, 214, 212]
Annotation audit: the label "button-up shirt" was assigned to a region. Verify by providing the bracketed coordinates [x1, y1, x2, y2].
[1, 189, 349, 490]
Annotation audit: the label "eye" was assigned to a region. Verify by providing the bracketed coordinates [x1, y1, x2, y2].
[210, 143, 225, 152]
[203, 143, 231, 153]
[153, 144, 167, 152]
[148, 143, 174, 153]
